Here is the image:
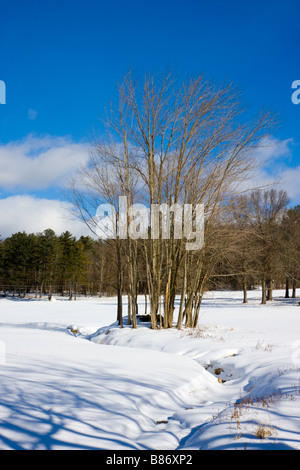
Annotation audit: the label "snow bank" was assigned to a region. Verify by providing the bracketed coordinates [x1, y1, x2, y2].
[0, 290, 299, 450]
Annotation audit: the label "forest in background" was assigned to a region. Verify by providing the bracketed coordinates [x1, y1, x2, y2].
[0, 192, 299, 329]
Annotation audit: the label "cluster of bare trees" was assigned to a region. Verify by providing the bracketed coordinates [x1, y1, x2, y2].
[69, 71, 296, 329]
[219, 191, 300, 304]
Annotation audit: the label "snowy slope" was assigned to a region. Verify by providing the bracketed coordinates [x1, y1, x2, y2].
[0, 290, 299, 450]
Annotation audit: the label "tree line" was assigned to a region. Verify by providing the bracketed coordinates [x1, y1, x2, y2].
[0, 229, 105, 299]
[0, 192, 299, 319]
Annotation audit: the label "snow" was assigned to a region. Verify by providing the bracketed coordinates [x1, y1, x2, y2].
[0, 290, 299, 450]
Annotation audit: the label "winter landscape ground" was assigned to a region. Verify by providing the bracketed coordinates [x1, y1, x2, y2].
[0, 289, 299, 451]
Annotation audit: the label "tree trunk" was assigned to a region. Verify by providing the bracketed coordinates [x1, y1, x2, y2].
[40, 280, 44, 299]
[177, 254, 187, 330]
[99, 253, 104, 298]
[243, 278, 248, 304]
[285, 277, 290, 298]
[192, 293, 202, 328]
[261, 276, 267, 304]
[145, 245, 158, 329]
[266, 279, 273, 301]
[292, 280, 296, 299]
[129, 242, 138, 329]
[184, 292, 194, 328]
[69, 283, 73, 300]
[116, 241, 123, 327]
[117, 286, 123, 327]
[127, 290, 132, 325]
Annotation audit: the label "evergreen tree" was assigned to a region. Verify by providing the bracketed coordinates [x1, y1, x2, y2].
[36, 229, 59, 297]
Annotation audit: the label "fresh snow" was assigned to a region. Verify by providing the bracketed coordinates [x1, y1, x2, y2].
[0, 290, 299, 450]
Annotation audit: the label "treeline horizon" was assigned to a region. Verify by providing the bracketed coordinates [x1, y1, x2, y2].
[0, 192, 299, 311]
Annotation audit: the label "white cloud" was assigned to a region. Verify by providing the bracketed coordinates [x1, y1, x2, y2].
[0, 135, 90, 191]
[0, 195, 91, 239]
[278, 165, 300, 202]
[254, 136, 293, 166]
[256, 137, 300, 204]
[233, 136, 300, 205]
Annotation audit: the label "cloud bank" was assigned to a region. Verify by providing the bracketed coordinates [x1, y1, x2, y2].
[0, 134, 299, 239]
[0, 195, 90, 240]
[0, 135, 92, 238]
[0, 134, 89, 191]
[234, 137, 300, 204]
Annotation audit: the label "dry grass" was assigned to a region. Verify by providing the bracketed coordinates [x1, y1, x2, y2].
[214, 367, 224, 375]
[229, 386, 300, 442]
[186, 325, 225, 342]
[255, 424, 274, 439]
[255, 340, 273, 353]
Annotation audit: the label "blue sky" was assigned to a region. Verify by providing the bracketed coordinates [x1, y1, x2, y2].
[0, 0, 299, 237]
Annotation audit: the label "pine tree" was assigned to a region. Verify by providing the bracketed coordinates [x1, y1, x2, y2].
[36, 229, 59, 297]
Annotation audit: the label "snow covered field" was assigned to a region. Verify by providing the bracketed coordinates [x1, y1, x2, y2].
[0, 290, 299, 450]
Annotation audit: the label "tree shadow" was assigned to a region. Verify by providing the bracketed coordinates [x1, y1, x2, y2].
[0, 357, 193, 450]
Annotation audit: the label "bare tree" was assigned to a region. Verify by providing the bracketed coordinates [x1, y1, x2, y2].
[70, 70, 277, 328]
[245, 189, 289, 304]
